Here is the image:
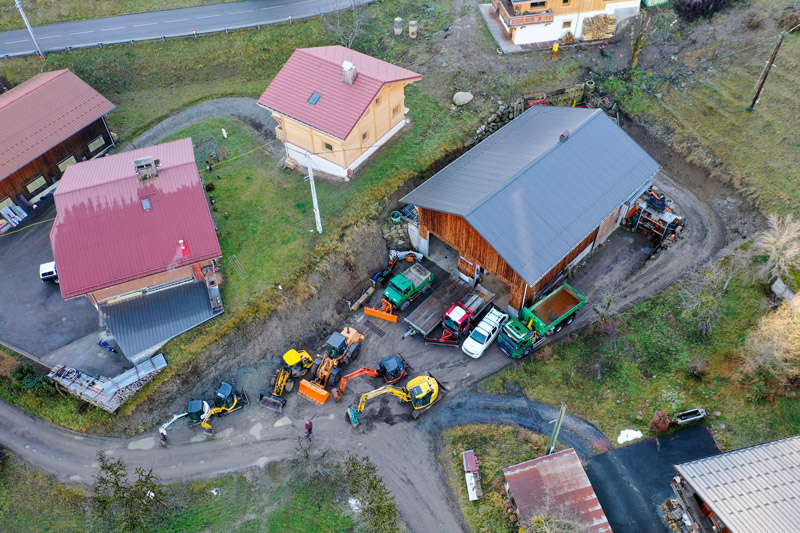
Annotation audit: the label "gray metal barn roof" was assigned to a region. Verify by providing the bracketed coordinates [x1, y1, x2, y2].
[401, 106, 661, 285]
[675, 435, 800, 533]
[100, 281, 222, 364]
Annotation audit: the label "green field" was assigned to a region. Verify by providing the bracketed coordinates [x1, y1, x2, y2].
[485, 259, 800, 451]
[0, 1, 235, 31]
[0, 452, 356, 532]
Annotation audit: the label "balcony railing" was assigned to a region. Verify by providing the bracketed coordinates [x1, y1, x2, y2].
[492, 0, 554, 27]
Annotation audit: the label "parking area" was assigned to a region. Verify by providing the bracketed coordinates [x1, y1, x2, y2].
[586, 425, 720, 533]
[0, 198, 99, 357]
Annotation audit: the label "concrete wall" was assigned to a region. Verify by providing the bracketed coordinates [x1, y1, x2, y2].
[510, 0, 639, 44]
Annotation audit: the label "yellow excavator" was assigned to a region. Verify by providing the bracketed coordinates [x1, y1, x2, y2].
[298, 327, 364, 405]
[187, 382, 249, 435]
[260, 349, 315, 413]
[347, 373, 447, 426]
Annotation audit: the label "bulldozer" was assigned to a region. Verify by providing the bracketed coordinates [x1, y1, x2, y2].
[260, 349, 314, 413]
[347, 373, 447, 426]
[187, 382, 249, 435]
[297, 327, 364, 405]
[333, 354, 412, 402]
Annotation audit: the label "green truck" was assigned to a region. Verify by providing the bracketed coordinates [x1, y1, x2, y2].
[498, 282, 586, 359]
[383, 263, 434, 311]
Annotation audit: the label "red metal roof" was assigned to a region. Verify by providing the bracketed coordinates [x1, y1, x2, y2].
[0, 69, 115, 179]
[258, 46, 421, 140]
[51, 138, 222, 300]
[503, 449, 612, 532]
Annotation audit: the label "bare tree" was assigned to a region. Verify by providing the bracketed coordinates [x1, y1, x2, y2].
[754, 213, 800, 283]
[745, 294, 800, 376]
[629, 11, 655, 70]
[321, 0, 368, 49]
[93, 452, 164, 532]
[520, 488, 589, 532]
[678, 257, 741, 337]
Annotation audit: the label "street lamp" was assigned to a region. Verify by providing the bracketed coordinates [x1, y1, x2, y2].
[15, 0, 46, 59]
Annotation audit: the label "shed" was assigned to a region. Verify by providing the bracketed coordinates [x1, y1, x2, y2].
[401, 106, 660, 314]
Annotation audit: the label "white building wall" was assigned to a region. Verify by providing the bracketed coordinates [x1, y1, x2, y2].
[512, 0, 639, 45]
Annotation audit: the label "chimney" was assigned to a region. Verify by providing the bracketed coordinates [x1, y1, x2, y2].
[133, 156, 159, 179]
[342, 60, 358, 85]
[178, 239, 185, 250]
[559, 130, 570, 143]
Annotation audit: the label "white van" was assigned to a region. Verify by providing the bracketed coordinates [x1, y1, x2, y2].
[39, 261, 58, 283]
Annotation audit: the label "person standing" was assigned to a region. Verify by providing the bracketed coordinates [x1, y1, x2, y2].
[304, 420, 313, 442]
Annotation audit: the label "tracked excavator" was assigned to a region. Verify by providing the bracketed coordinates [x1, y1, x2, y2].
[297, 327, 364, 405]
[333, 354, 412, 402]
[347, 373, 447, 426]
[189, 382, 249, 435]
[260, 349, 315, 412]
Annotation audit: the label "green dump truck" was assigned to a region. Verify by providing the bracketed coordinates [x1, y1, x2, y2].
[498, 282, 586, 359]
[383, 263, 434, 311]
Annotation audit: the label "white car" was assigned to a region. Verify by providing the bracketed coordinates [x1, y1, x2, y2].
[39, 261, 58, 283]
[461, 307, 509, 359]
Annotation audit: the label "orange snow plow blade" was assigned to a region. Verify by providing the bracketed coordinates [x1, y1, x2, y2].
[364, 299, 398, 323]
[297, 379, 330, 405]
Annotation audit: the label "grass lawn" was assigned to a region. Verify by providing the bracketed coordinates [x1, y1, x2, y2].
[442, 425, 551, 533]
[0, 451, 356, 532]
[484, 261, 800, 451]
[0, 1, 235, 31]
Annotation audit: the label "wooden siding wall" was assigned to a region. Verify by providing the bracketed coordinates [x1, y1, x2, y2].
[0, 119, 111, 203]
[275, 82, 411, 169]
[508, 0, 621, 15]
[420, 207, 600, 311]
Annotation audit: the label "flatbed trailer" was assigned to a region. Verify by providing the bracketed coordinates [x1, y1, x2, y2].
[404, 277, 471, 337]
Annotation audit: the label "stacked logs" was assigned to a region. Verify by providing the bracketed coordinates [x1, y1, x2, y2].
[582, 14, 617, 41]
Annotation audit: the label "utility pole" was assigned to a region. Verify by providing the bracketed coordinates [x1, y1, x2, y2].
[747, 31, 787, 112]
[305, 165, 323, 234]
[547, 402, 567, 455]
[15, 0, 46, 60]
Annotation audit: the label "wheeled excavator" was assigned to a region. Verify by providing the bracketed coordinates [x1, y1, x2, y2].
[347, 373, 447, 426]
[297, 327, 364, 405]
[260, 349, 314, 412]
[333, 354, 412, 402]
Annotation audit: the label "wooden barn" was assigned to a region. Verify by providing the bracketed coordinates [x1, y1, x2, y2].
[402, 106, 660, 315]
[0, 69, 115, 228]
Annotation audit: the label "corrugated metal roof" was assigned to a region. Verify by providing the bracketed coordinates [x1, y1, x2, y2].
[100, 281, 222, 364]
[0, 69, 115, 178]
[402, 107, 660, 285]
[503, 448, 612, 532]
[675, 435, 800, 533]
[258, 45, 421, 140]
[50, 138, 222, 299]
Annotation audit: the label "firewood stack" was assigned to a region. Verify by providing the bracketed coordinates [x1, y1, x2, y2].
[581, 14, 617, 41]
[561, 31, 577, 44]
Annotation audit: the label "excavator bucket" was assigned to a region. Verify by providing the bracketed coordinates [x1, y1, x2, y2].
[347, 407, 361, 426]
[259, 393, 286, 413]
[297, 379, 330, 405]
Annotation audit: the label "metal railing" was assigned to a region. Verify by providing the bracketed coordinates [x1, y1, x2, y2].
[491, 0, 554, 27]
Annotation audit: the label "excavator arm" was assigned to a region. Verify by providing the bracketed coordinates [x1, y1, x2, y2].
[333, 367, 381, 402]
[201, 395, 238, 434]
[348, 385, 410, 426]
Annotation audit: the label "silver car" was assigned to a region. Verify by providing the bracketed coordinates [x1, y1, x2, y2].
[461, 307, 509, 359]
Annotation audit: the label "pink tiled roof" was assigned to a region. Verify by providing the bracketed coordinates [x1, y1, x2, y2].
[258, 46, 422, 140]
[51, 138, 222, 299]
[0, 69, 115, 178]
[503, 449, 612, 532]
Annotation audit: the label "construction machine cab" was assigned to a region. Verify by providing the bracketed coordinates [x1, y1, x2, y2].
[325, 327, 364, 365]
[187, 400, 210, 422]
[408, 379, 436, 409]
[326, 332, 348, 359]
[282, 349, 314, 378]
[215, 382, 237, 409]
[379, 355, 405, 383]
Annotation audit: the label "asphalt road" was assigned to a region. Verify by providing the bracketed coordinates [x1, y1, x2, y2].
[586, 425, 720, 532]
[0, 0, 367, 57]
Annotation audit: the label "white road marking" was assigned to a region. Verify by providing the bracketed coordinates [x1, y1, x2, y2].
[197, 14, 221, 19]
[260, 5, 286, 9]
[38, 35, 61, 40]
[70, 30, 93, 35]
[165, 18, 189, 23]
[133, 22, 158, 27]
[100, 26, 125, 31]
[229, 9, 254, 14]
[5, 39, 29, 44]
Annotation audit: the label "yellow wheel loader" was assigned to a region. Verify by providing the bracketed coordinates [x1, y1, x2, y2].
[260, 349, 314, 413]
[347, 373, 447, 426]
[297, 327, 364, 405]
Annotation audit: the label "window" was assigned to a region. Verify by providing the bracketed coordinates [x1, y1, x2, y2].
[362, 131, 369, 142]
[392, 105, 401, 117]
[562, 20, 572, 28]
[0, 197, 12, 210]
[57, 155, 77, 173]
[26, 175, 47, 195]
[530, 1, 546, 7]
[562, 0, 570, 4]
[307, 92, 322, 105]
[324, 142, 333, 152]
[375, 96, 381, 105]
[88, 135, 106, 153]
[141, 198, 152, 211]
